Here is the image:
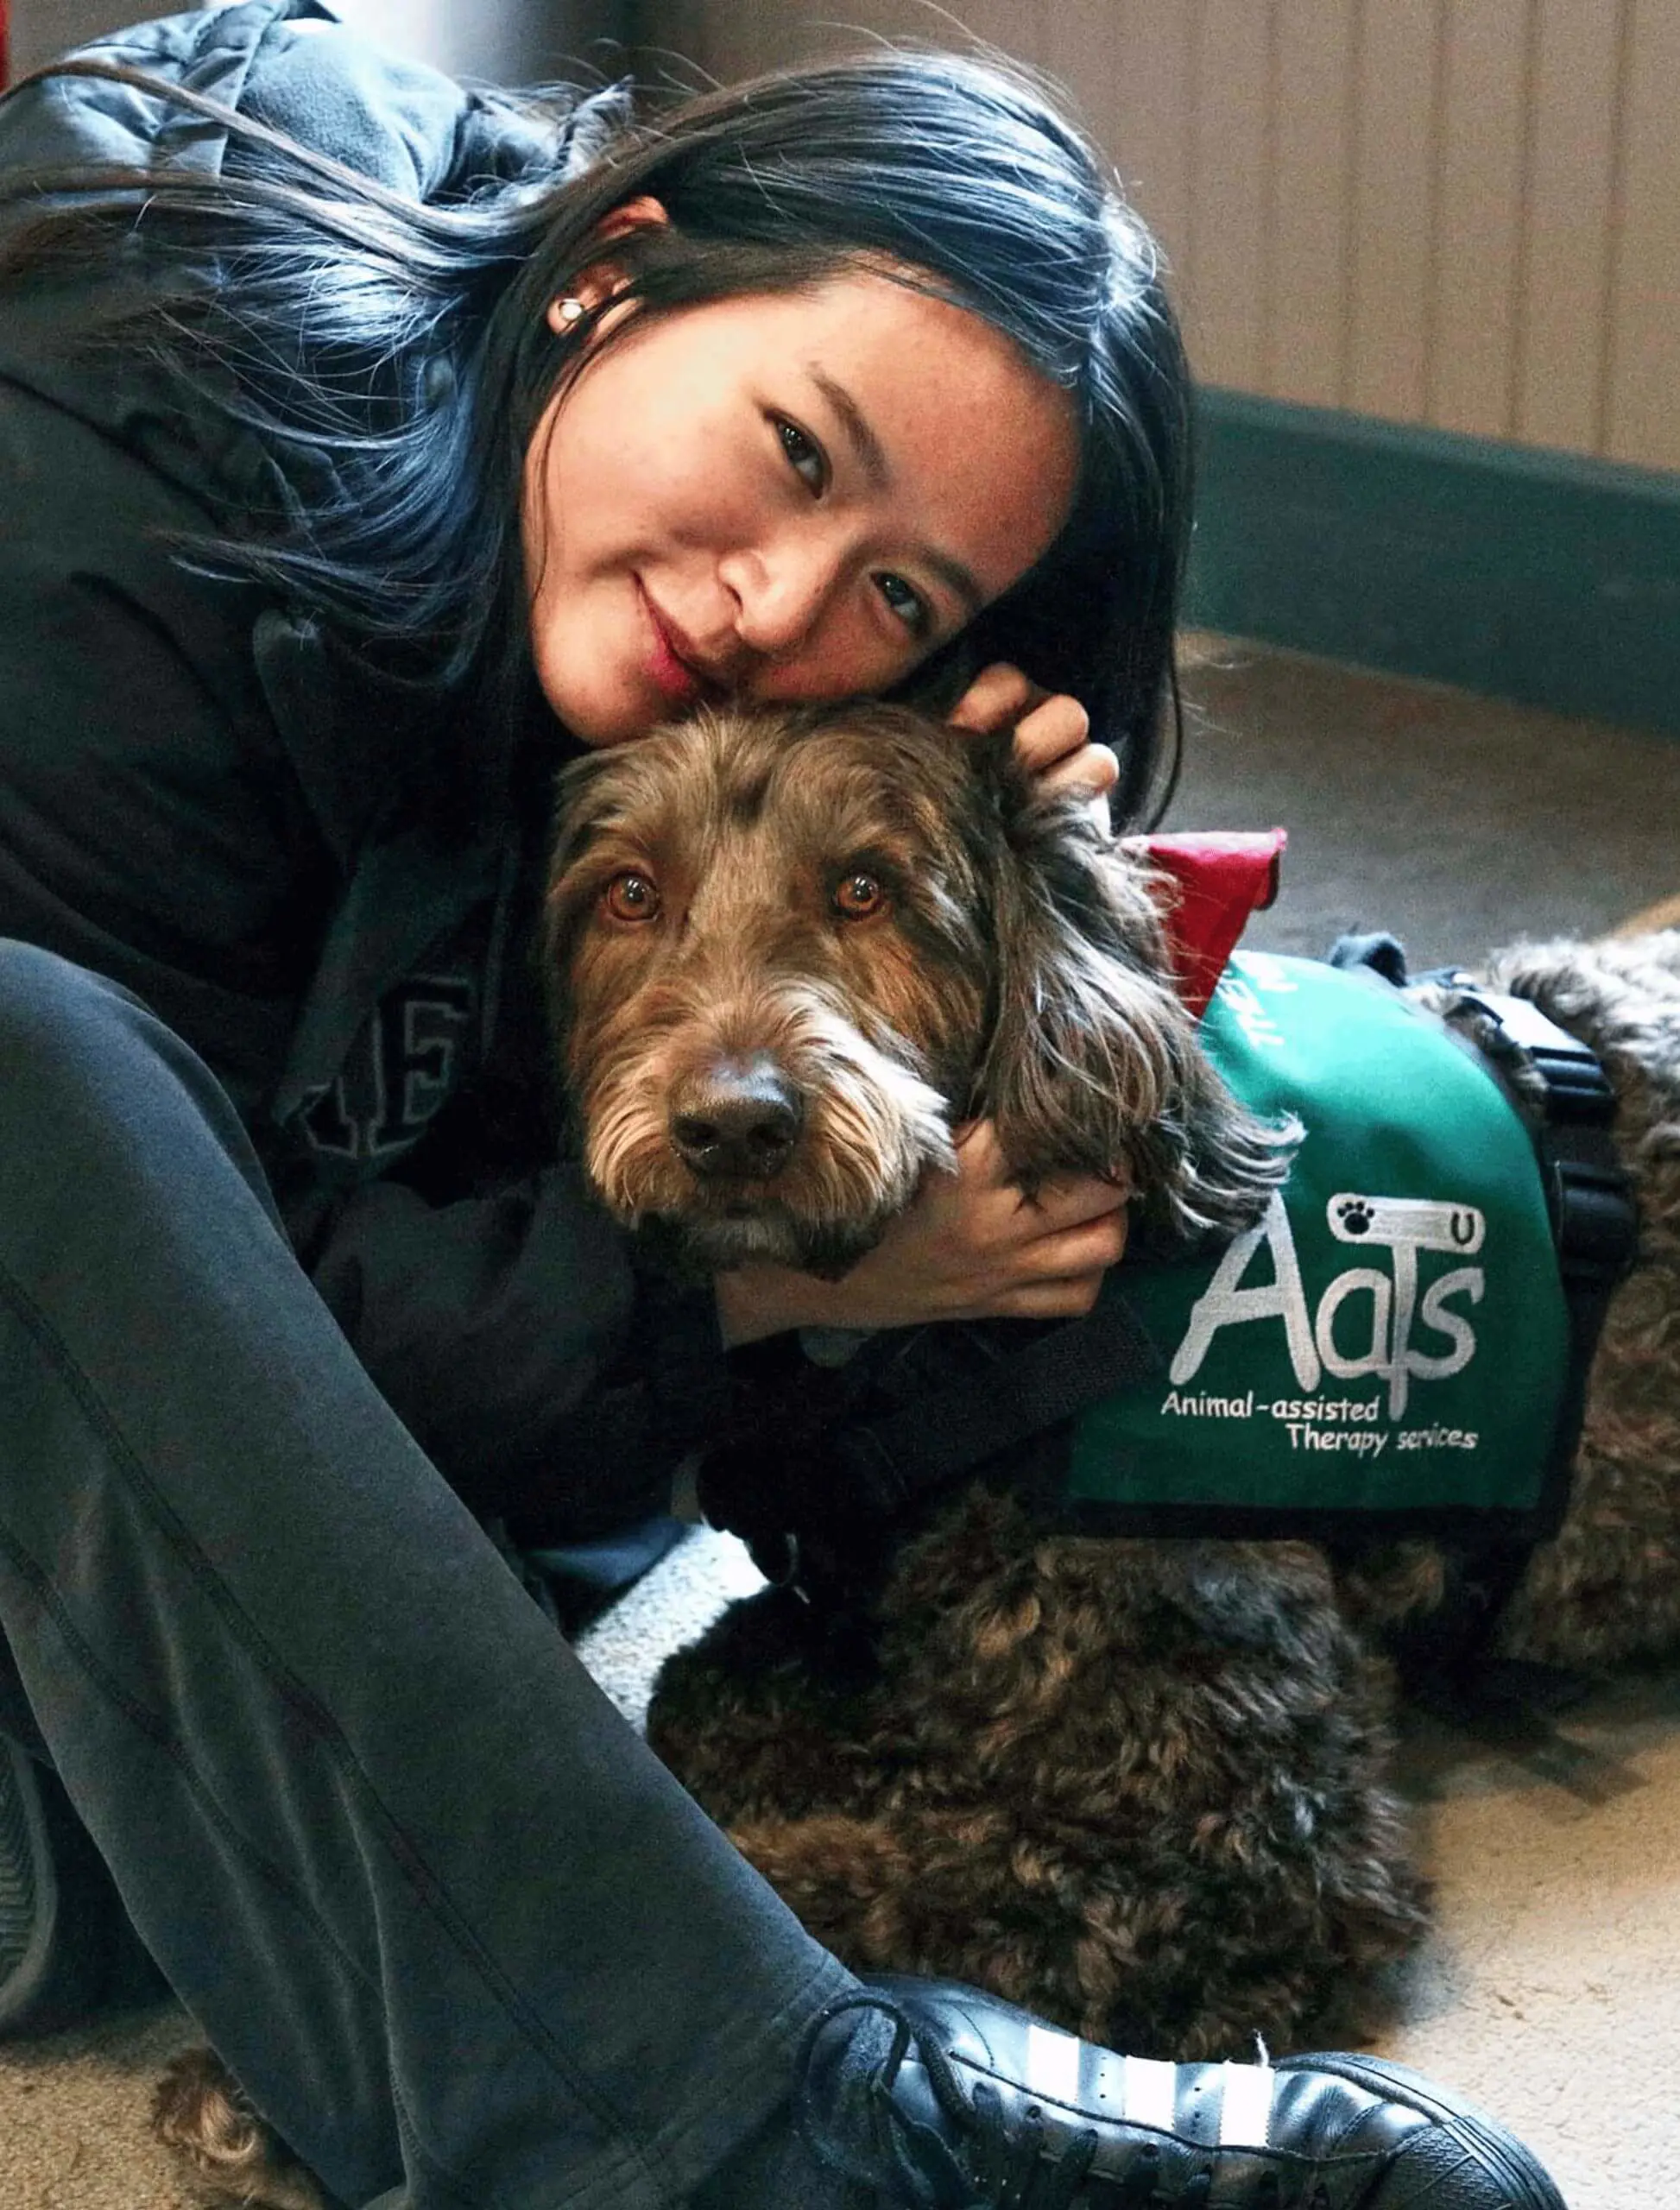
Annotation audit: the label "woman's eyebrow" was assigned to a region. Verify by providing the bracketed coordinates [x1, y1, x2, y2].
[809, 365, 891, 490]
[806, 366, 987, 619]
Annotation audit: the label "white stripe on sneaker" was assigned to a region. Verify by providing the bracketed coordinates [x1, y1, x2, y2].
[1218, 2060, 1276, 2148]
[1025, 2022, 1083, 2106]
[1122, 2055, 1178, 2131]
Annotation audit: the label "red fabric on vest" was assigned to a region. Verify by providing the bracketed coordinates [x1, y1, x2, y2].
[1139, 830, 1287, 1017]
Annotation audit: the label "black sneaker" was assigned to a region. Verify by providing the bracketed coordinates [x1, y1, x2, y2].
[799, 1976, 1568, 2207]
[0, 1735, 150, 2037]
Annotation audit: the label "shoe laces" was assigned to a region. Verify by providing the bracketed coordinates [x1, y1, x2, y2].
[801, 1991, 1102, 2207]
[799, 1996, 1333, 2209]
[963, 2085, 1099, 2208]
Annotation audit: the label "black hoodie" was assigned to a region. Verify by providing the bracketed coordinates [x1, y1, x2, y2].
[0, 0, 725, 1535]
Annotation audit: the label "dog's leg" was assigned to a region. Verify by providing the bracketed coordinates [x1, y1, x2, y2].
[723, 1786, 1418, 2064]
[648, 1584, 894, 1827]
[152, 2045, 327, 2210]
[663, 1491, 1429, 2061]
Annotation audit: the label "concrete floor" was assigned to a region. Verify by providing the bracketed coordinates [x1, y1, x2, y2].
[1170, 635, 1680, 959]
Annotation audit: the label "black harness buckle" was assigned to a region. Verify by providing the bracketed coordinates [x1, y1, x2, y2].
[1456, 983, 1640, 1291]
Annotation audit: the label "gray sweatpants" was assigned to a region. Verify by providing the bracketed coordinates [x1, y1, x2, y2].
[0, 940, 849, 2209]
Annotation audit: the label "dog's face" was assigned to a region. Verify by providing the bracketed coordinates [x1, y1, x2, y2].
[543, 703, 1282, 1274]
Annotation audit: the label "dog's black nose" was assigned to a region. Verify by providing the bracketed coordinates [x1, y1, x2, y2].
[670, 1059, 804, 1181]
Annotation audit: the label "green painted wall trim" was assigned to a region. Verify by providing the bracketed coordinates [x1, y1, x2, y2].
[1186, 389, 1680, 738]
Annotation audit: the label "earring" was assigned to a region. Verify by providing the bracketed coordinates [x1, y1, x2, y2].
[554, 297, 587, 332]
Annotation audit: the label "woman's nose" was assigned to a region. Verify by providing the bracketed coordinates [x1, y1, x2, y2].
[717, 534, 840, 660]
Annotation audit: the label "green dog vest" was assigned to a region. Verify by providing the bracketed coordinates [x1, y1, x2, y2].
[1067, 952, 1571, 1519]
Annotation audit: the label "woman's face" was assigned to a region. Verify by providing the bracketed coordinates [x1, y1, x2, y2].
[521, 269, 1081, 747]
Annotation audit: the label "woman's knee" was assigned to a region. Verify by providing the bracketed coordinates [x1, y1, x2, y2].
[0, 938, 146, 1037]
[0, 939, 281, 1238]
[0, 940, 242, 1155]
[0, 941, 155, 1108]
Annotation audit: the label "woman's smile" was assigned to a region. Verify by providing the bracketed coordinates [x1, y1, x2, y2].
[638, 581, 721, 710]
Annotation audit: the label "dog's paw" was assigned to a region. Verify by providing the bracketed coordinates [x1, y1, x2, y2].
[152, 2045, 326, 2210]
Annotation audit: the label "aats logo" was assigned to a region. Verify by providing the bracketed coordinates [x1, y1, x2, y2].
[1170, 1190, 1487, 1419]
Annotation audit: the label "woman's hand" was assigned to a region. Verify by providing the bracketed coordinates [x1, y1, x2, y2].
[714, 1122, 1130, 1347]
[946, 661, 1117, 811]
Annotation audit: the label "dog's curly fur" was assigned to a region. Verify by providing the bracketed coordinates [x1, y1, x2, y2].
[151, 2045, 326, 2209]
[647, 1493, 1424, 2057]
[572, 709, 1679, 2063]
[151, 705, 1680, 2200]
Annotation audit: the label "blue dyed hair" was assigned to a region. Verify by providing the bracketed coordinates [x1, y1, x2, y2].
[2, 45, 1191, 821]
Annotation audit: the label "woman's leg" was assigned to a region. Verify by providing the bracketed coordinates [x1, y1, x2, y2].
[0, 941, 851, 2210]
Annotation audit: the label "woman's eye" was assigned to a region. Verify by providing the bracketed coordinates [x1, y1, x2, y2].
[776, 417, 827, 493]
[602, 871, 660, 923]
[876, 571, 930, 637]
[832, 872, 887, 920]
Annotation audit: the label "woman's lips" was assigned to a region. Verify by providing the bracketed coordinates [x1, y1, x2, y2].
[639, 584, 707, 710]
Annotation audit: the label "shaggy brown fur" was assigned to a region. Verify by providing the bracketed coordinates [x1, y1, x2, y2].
[647, 1493, 1423, 2058]
[546, 702, 1430, 2061]
[152, 2045, 326, 2210]
[540, 702, 1287, 1275]
[152, 706, 1679, 2201]
[583, 711, 1677, 2062]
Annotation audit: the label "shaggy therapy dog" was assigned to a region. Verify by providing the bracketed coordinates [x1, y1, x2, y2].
[544, 701, 1679, 2061]
[153, 703, 1678, 2201]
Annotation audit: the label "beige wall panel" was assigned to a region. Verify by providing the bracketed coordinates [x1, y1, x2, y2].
[672, 0, 1680, 474]
[1347, 0, 1442, 425]
[1514, 0, 1622, 453]
[1103, 3, 1195, 276]
[684, 0, 892, 75]
[1605, 0, 1680, 469]
[937, 0, 1046, 67]
[1268, 0, 1357, 409]
[1041, 0, 1123, 142]
[691, 2, 1049, 76]
[666, 0, 752, 79]
[1429, 0, 1527, 439]
[1182, 1, 1271, 391]
[812, 2, 933, 60]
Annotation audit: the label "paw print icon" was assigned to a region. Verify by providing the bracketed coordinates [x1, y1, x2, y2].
[1325, 1192, 1485, 1254]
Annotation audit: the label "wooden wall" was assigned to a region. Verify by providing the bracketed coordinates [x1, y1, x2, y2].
[642, 0, 1680, 475]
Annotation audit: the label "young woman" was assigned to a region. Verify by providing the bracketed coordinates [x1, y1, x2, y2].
[0, 6, 1566, 2206]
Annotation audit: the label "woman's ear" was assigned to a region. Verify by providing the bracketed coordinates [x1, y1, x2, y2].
[544, 196, 670, 333]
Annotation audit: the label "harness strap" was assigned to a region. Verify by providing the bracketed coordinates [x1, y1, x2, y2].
[827, 1281, 1161, 1506]
[697, 1281, 1162, 1597]
[1421, 973, 1639, 1541]
[1341, 959, 1640, 1724]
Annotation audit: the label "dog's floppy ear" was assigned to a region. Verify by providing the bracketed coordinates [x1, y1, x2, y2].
[972, 759, 1292, 1240]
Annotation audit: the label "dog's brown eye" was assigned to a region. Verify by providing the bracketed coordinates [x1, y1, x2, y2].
[603, 872, 660, 923]
[832, 872, 887, 921]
